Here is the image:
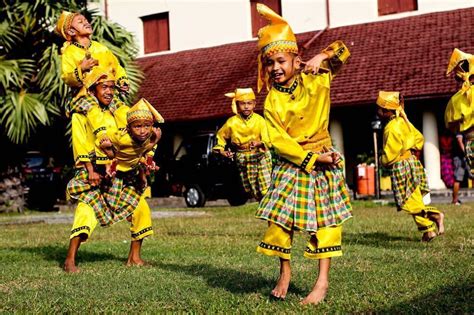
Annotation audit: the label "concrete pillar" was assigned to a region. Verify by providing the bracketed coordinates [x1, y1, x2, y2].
[330, 119, 345, 174]
[422, 111, 446, 189]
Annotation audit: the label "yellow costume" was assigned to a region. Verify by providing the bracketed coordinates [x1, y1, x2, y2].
[212, 88, 272, 200]
[445, 48, 474, 175]
[56, 11, 128, 90]
[254, 4, 352, 260]
[378, 91, 442, 234]
[67, 71, 153, 239]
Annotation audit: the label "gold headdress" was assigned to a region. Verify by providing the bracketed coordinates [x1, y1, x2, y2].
[256, 3, 298, 92]
[224, 88, 256, 115]
[72, 66, 116, 101]
[55, 11, 79, 41]
[376, 91, 411, 129]
[127, 98, 164, 125]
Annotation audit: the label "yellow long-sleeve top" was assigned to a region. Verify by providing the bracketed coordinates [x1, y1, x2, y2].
[381, 117, 424, 167]
[212, 113, 270, 152]
[445, 88, 473, 133]
[263, 41, 350, 173]
[61, 40, 128, 88]
[108, 130, 156, 172]
[71, 113, 95, 167]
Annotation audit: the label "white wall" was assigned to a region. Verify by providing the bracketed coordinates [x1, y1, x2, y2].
[103, 0, 474, 56]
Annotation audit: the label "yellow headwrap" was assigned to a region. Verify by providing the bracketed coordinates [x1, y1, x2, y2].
[225, 88, 256, 115]
[376, 91, 411, 129]
[127, 98, 165, 125]
[72, 66, 116, 101]
[55, 11, 79, 41]
[256, 3, 298, 92]
[446, 48, 473, 78]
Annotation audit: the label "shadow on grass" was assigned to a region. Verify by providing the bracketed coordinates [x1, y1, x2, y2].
[154, 261, 304, 296]
[345, 232, 416, 247]
[373, 280, 473, 313]
[8, 245, 123, 267]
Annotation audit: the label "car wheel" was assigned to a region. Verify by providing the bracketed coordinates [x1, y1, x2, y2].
[184, 184, 206, 208]
[227, 184, 248, 206]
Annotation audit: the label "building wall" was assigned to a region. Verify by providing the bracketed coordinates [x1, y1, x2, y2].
[103, 0, 472, 56]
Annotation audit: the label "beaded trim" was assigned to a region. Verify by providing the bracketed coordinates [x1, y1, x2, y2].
[301, 151, 314, 170]
[72, 41, 91, 50]
[258, 241, 291, 254]
[305, 245, 341, 254]
[131, 226, 153, 239]
[273, 78, 298, 94]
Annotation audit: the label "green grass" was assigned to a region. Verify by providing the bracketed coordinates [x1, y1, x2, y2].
[0, 201, 472, 313]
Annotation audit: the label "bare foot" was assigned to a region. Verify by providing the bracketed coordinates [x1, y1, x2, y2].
[271, 271, 291, 300]
[301, 282, 328, 305]
[433, 212, 445, 235]
[63, 260, 80, 273]
[126, 257, 146, 267]
[421, 231, 437, 242]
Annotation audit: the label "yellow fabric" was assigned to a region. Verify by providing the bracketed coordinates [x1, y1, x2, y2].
[212, 113, 270, 152]
[70, 197, 153, 241]
[304, 225, 342, 260]
[446, 48, 473, 77]
[256, 222, 293, 260]
[256, 223, 343, 260]
[86, 102, 119, 164]
[108, 129, 155, 172]
[264, 72, 335, 173]
[127, 98, 165, 124]
[225, 88, 256, 115]
[70, 202, 98, 240]
[445, 86, 474, 133]
[71, 113, 94, 166]
[55, 11, 78, 41]
[130, 196, 153, 241]
[381, 117, 424, 167]
[256, 3, 298, 92]
[402, 187, 439, 233]
[61, 40, 127, 89]
[376, 90, 412, 130]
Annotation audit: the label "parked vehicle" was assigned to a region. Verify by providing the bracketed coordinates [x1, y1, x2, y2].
[162, 132, 248, 207]
[22, 151, 62, 211]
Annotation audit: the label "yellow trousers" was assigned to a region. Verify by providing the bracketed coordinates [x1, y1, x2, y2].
[402, 186, 441, 233]
[70, 195, 153, 241]
[256, 223, 342, 260]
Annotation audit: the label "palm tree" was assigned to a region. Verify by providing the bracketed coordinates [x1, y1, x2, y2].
[0, 0, 143, 144]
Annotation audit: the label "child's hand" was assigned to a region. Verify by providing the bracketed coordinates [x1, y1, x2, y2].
[249, 140, 262, 149]
[99, 137, 115, 159]
[221, 150, 234, 159]
[316, 151, 341, 165]
[80, 57, 99, 72]
[88, 170, 102, 187]
[301, 53, 328, 75]
[153, 127, 162, 142]
[105, 159, 117, 178]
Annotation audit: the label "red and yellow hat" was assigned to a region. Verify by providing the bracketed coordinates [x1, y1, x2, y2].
[127, 98, 164, 125]
[256, 3, 298, 92]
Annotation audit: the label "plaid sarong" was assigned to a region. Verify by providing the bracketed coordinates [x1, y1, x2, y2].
[67, 168, 141, 226]
[256, 148, 352, 232]
[390, 156, 429, 209]
[235, 150, 272, 200]
[466, 138, 474, 177]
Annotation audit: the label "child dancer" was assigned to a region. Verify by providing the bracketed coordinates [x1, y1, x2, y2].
[212, 88, 272, 201]
[376, 91, 445, 241]
[254, 4, 353, 305]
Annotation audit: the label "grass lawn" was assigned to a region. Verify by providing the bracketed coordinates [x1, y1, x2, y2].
[0, 201, 472, 313]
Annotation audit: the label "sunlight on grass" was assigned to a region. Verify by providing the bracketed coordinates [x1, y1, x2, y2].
[0, 202, 472, 312]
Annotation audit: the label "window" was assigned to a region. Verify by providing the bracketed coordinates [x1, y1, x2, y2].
[250, 0, 281, 38]
[141, 12, 170, 54]
[378, 0, 417, 16]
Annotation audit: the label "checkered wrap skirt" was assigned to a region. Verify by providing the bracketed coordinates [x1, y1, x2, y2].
[67, 168, 141, 226]
[256, 148, 353, 232]
[390, 156, 429, 209]
[466, 137, 474, 177]
[235, 150, 272, 200]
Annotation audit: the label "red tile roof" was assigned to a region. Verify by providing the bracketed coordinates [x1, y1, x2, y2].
[137, 8, 474, 122]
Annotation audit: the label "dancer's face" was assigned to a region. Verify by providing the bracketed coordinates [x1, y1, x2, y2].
[237, 100, 255, 117]
[264, 52, 301, 87]
[128, 119, 153, 142]
[93, 81, 115, 106]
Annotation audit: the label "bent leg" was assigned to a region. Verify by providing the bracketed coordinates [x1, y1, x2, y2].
[127, 196, 153, 266]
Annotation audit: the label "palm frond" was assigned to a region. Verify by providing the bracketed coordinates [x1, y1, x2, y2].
[0, 90, 56, 143]
[0, 21, 22, 53]
[0, 57, 35, 90]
